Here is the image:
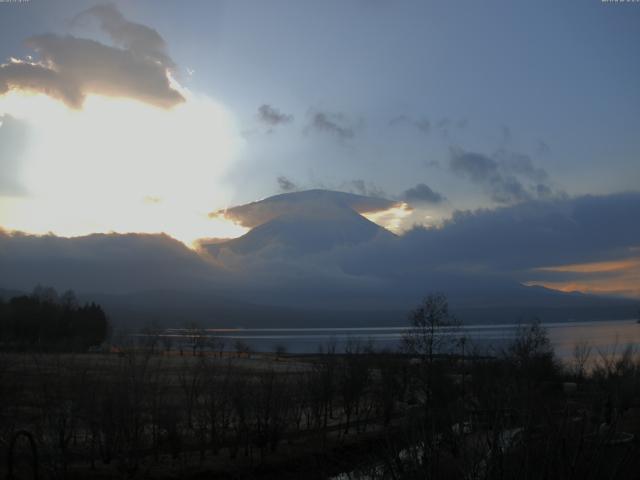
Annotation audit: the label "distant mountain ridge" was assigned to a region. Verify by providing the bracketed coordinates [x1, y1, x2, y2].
[1, 189, 638, 327]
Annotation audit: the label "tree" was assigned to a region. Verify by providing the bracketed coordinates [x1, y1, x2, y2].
[32, 284, 58, 304]
[274, 344, 287, 360]
[572, 339, 592, 380]
[184, 321, 206, 356]
[506, 320, 556, 378]
[161, 334, 173, 354]
[234, 340, 251, 358]
[60, 290, 79, 310]
[402, 292, 461, 465]
[402, 293, 461, 363]
[140, 322, 162, 354]
[0, 288, 109, 350]
[207, 335, 226, 358]
[339, 339, 371, 434]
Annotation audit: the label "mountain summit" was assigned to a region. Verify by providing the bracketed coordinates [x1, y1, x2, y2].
[205, 190, 398, 256]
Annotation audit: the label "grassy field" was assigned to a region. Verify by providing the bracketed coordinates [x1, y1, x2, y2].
[1, 328, 640, 479]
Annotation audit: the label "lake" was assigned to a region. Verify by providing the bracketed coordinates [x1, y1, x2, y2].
[162, 318, 640, 360]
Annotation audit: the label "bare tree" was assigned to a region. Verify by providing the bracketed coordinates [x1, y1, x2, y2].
[339, 339, 371, 434]
[572, 339, 592, 380]
[506, 320, 557, 381]
[184, 322, 206, 356]
[140, 322, 163, 355]
[161, 334, 174, 354]
[234, 340, 252, 359]
[274, 343, 287, 360]
[402, 293, 461, 363]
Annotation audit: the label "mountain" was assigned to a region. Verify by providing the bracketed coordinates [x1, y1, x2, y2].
[1, 190, 638, 327]
[204, 190, 395, 256]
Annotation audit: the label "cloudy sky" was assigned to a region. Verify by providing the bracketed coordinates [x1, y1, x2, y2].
[0, 1, 639, 300]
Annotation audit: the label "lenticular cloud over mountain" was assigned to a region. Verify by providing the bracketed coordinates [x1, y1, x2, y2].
[205, 190, 397, 257]
[212, 189, 400, 228]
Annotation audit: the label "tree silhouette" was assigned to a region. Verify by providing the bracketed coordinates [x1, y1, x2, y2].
[0, 286, 110, 350]
[403, 293, 461, 363]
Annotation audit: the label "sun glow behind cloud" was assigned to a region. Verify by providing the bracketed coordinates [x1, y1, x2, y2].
[0, 89, 248, 246]
[362, 202, 413, 234]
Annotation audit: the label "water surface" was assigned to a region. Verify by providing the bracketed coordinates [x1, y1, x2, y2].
[162, 319, 640, 359]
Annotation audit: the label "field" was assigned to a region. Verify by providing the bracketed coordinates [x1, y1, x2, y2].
[2, 326, 640, 480]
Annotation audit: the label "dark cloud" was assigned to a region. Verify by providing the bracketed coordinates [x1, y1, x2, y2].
[295, 179, 386, 199]
[449, 147, 559, 204]
[0, 231, 218, 294]
[450, 149, 498, 182]
[535, 139, 552, 156]
[277, 176, 297, 192]
[402, 183, 445, 204]
[0, 115, 29, 196]
[0, 5, 183, 109]
[494, 149, 549, 183]
[389, 115, 430, 134]
[435, 118, 449, 129]
[0, 60, 84, 108]
[424, 159, 441, 168]
[435, 118, 451, 137]
[325, 192, 640, 303]
[258, 104, 293, 127]
[416, 119, 432, 133]
[341, 179, 386, 198]
[398, 192, 640, 272]
[435, 117, 467, 137]
[389, 115, 467, 138]
[72, 4, 176, 70]
[535, 183, 553, 198]
[307, 111, 356, 141]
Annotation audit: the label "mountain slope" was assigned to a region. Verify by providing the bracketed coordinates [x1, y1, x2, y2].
[206, 200, 394, 256]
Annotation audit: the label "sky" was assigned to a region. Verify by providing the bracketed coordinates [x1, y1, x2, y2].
[0, 0, 639, 300]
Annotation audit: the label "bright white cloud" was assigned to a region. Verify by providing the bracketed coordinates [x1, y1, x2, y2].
[0, 89, 247, 246]
[0, 4, 248, 246]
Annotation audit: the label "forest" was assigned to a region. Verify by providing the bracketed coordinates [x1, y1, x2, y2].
[0, 287, 109, 351]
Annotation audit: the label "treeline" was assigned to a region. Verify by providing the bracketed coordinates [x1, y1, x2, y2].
[0, 286, 110, 350]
